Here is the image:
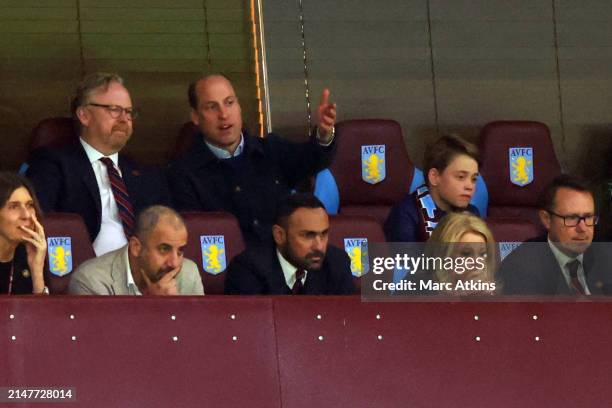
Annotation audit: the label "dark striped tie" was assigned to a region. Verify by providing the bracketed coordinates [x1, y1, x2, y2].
[100, 157, 135, 237]
[292, 269, 305, 295]
[567, 259, 586, 295]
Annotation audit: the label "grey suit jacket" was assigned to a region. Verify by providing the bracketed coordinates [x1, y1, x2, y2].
[68, 245, 204, 295]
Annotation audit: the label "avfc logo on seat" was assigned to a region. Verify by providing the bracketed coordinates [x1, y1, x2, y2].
[499, 242, 521, 261]
[361, 145, 386, 184]
[509, 147, 534, 186]
[344, 238, 369, 277]
[200, 235, 226, 275]
[47, 237, 73, 277]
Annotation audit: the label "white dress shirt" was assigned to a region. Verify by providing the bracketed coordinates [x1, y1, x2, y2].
[124, 248, 142, 295]
[276, 249, 307, 290]
[80, 138, 128, 256]
[547, 238, 590, 295]
[205, 133, 245, 159]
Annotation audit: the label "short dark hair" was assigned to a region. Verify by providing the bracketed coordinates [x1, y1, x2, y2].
[423, 134, 480, 185]
[0, 172, 42, 219]
[539, 174, 593, 212]
[275, 193, 326, 226]
[187, 73, 233, 110]
[71, 72, 124, 117]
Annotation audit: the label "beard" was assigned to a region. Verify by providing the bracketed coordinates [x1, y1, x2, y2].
[138, 259, 174, 283]
[279, 243, 326, 272]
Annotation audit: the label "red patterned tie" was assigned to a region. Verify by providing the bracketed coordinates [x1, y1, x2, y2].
[292, 269, 305, 295]
[567, 259, 586, 295]
[100, 157, 135, 237]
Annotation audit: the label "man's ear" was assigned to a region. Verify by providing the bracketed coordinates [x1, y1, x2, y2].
[272, 224, 286, 246]
[128, 236, 142, 258]
[428, 168, 440, 187]
[539, 209, 551, 231]
[190, 109, 200, 126]
[76, 106, 89, 127]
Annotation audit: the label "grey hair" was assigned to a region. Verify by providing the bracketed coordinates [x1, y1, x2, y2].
[71, 72, 124, 116]
[134, 206, 186, 241]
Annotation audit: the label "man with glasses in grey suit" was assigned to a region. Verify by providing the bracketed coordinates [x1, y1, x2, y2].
[499, 175, 612, 296]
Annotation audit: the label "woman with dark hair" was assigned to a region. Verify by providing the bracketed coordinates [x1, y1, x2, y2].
[0, 172, 48, 294]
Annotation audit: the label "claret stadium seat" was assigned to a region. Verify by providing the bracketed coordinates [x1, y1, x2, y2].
[29, 117, 77, 152]
[479, 121, 561, 226]
[42, 212, 95, 294]
[328, 214, 386, 290]
[171, 121, 199, 160]
[19, 117, 77, 174]
[181, 211, 246, 294]
[314, 119, 424, 224]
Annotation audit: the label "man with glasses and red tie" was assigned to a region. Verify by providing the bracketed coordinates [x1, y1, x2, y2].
[27, 72, 170, 256]
[500, 175, 612, 296]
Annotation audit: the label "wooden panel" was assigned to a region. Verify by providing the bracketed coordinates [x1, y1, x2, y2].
[80, 21, 206, 33]
[81, 33, 206, 47]
[0, 7, 76, 19]
[79, 8, 205, 21]
[0, 21, 78, 33]
[0, 0, 73, 6]
[79, 0, 201, 7]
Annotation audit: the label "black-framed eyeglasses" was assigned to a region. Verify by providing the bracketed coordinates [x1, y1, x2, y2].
[548, 211, 598, 227]
[86, 103, 139, 120]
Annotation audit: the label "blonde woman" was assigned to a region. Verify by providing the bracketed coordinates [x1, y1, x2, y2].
[425, 212, 497, 295]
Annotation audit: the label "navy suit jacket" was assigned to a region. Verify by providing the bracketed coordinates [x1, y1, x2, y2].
[26, 141, 170, 242]
[168, 131, 335, 245]
[225, 244, 356, 295]
[499, 236, 612, 296]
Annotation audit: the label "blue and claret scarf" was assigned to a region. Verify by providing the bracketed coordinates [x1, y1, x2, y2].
[414, 184, 445, 241]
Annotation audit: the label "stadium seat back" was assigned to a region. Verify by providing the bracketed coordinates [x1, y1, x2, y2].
[316, 119, 416, 224]
[328, 214, 386, 290]
[181, 211, 246, 294]
[172, 122, 199, 160]
[43, 212, 95, 294]
[479, 121, 561, 224]
[29, 117, 77, 153]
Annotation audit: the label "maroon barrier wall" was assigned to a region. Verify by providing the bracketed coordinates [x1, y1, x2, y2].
[2, 297, 612, 407]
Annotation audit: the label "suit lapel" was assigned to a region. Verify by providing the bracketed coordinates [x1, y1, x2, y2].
[110, 246, 130, 295]
[542, 246, 573, 295]
[269, 248, 292, 294]
[304, 267, 325, 294]
[72, 142, 102, 214]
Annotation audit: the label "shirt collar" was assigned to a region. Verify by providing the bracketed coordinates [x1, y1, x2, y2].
[80, 137, 119, 167]
[204, 133, 245, 159]
[124, 247, 142, 296]
[276, 249, 307, 289]
[547, 237, 584, 270]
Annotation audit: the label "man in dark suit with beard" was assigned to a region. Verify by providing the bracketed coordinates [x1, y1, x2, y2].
[499, 175, 612, 296]
[27, 72, 169, 256]
[225, 193, 355, 295]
